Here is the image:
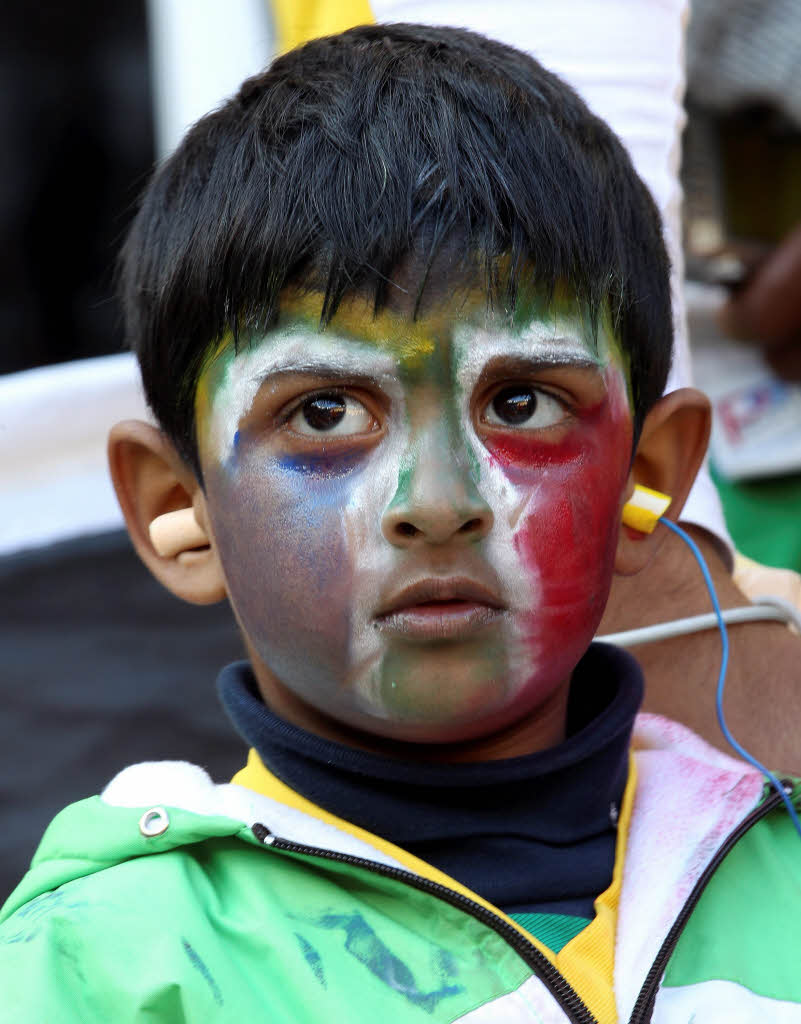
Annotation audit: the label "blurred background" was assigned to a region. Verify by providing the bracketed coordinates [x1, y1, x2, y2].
[0, 0, 252, 898]
[682, 0, 801, 570]
[3, 0, 801, 897]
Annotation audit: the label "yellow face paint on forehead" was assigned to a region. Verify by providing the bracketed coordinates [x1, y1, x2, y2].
[279, 288, 440, 371]
[194, 336, 231, 430]
[203, 283, 618, 379]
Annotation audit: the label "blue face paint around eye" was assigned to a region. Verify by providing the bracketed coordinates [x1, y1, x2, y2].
[277, 450, 368, 477]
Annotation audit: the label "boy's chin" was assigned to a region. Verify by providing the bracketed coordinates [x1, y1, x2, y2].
[249, 641, 575, 755]
[341, 653, 573, 750]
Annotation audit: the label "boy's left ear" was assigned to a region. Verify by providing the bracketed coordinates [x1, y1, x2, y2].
[108, 420, 228, 604]
[614, 387, 711, 576]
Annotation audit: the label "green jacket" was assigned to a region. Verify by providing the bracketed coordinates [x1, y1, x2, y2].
[1, 714, 800, 1023]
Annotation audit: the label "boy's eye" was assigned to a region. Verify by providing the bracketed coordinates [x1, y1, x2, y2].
[288, 392, 376, 436]
[481, 385, 566, 429]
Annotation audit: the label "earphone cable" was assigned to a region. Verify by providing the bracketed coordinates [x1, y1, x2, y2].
[660, 517, 801, 840]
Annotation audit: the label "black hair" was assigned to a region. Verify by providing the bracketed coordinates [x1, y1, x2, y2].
[120, 22, 672, 476]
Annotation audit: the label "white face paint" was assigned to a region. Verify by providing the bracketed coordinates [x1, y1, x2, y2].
[195, 290, 633, 746]
[199, 328, 403, 460]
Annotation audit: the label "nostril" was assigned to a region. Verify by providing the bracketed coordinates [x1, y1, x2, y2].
[383, 507, 493, 546]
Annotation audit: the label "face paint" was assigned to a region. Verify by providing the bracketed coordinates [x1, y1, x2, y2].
[195, 289, 633, 747]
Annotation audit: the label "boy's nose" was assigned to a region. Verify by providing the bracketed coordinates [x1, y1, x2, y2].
[381, 440, 494, 547]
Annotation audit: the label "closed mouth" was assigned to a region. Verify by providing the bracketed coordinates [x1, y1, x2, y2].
[374, 578, 506, 641]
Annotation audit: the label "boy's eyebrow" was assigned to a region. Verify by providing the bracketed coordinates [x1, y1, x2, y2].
[242, 339, 402, 388]
[509, 327, 603, 363]
[455, 323, 609, 376]
[478, 351, 602, 376]
[249, 363, 397, 387]
[466, 338, 604, 384]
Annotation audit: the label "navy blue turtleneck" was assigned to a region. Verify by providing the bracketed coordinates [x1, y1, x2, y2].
[218, 642, 642, 944]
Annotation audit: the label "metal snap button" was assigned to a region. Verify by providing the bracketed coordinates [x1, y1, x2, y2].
[139, 806, 170, 837]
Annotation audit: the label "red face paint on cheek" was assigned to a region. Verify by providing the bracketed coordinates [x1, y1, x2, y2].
[487, 399, 633, 684]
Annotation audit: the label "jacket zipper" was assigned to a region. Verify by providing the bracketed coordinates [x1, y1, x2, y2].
[252, 779, 793, 1024]
[251, 822, 597, 1024]
[627, 781, 792, 1023]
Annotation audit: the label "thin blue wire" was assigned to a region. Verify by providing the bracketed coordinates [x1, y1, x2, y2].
[659, 517, 801, 838]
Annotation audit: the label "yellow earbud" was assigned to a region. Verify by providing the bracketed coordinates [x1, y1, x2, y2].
[621, 484, 672, 534]
[149, 508, 209, 558]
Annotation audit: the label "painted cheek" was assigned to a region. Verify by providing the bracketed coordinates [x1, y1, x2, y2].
[205, 452, 362, 691]
[483, 432, 584, 482]
[487, 398, 632, 681]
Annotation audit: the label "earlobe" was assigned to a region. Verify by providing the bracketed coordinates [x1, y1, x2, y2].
[108, 420, 228, 605]
[614, 388, 711, 576]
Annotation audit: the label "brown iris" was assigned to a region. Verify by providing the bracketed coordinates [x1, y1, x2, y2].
[491, 386, 537, 425]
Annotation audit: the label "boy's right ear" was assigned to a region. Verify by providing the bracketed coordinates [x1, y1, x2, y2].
[108, 420, 227, 605]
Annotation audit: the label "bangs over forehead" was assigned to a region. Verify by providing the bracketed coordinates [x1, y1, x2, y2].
[120, 23, 672, 475]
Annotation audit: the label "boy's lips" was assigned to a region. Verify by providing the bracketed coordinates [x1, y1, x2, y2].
[374, 577, 506, 641]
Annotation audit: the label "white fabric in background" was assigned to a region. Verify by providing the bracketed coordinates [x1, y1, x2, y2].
[146, 0, 274, 159]
[0, 354, 149, 555]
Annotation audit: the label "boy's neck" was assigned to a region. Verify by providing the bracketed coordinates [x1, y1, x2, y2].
[247, 646, 572, 762]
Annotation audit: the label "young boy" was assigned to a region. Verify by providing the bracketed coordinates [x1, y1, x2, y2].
[2, 24, 799, 1024]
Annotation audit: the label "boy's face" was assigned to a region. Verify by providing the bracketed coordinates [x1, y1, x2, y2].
[195, 282, 633, 746]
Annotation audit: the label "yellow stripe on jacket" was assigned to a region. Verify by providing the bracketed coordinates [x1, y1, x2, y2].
[234, 749, 637, 1024]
